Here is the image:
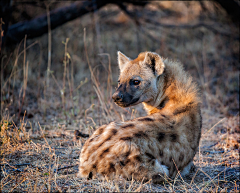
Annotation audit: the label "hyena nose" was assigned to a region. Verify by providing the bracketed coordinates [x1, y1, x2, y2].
[112, 92, 123, 102]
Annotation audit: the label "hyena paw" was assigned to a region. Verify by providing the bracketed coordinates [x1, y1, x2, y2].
[152, 160, 169, 183]
[180, 162, 195, 177]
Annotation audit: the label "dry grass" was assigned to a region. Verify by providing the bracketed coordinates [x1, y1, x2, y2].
[1, 1, 239, 192]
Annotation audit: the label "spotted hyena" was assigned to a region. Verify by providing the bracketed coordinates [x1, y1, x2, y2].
[78, 51, 202, 183]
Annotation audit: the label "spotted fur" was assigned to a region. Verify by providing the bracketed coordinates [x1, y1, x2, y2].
[78, 51, 202, 183]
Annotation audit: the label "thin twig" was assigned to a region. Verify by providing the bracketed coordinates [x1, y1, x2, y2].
[46, 3, 52, 88]
[53, 164, 78, 173]
[83, 28, 112, 123]
[74, 130, 89, 139]
[18, 35, 27, 119]
[198, 168, 226, 191]
[98, 53, 112, 102]
[203, 118, 226, 136]
[2, 41, 38, 91]
[10, 177, 26, 192]
[172, 159, 197, 193]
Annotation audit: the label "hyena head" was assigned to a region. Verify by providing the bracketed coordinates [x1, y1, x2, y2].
[112, 51, 165, 107]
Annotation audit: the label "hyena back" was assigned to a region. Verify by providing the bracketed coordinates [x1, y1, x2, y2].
[79, 51, 202, 183]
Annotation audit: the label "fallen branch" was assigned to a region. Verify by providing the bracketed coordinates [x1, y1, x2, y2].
[142, 18, 235, 38]
[74, 130, 89, 140]
[6, 0, 109, 43]
[53, 164, 78, 173]
[117, 2, 238, 39]
[5, 0, 147, 44]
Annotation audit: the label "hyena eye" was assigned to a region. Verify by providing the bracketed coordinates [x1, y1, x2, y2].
[133, 80, 141, 85]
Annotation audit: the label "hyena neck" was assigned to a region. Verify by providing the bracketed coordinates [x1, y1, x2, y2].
[143, 59, 200, 115]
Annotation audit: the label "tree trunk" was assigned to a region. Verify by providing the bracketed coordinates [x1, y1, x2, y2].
[5, 0, 109, 44]
[214, 0, 239, 23]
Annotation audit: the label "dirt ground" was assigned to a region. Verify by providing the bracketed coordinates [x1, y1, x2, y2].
[1, 1, 239, 192]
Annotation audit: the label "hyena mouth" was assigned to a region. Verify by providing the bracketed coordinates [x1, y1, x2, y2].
[115, 97, 140, 107]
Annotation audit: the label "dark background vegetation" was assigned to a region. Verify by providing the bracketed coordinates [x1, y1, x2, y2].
[0, 0, 239, 192]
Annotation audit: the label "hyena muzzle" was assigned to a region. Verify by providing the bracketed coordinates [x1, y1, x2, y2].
[78, 51, 202, 183]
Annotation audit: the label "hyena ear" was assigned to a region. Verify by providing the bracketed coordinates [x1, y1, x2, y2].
[118, 51, 131, 72]
[144, 52, 165, 76]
